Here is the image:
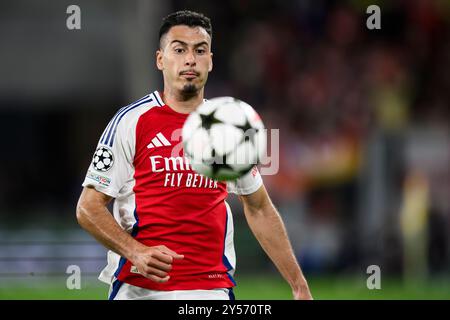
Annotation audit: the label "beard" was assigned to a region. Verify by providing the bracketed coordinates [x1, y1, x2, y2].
[180, 82, 198, 98]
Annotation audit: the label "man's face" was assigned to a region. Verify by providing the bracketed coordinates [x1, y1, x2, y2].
[157, 25, 213, 95]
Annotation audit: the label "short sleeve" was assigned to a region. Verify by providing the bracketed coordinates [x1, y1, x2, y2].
[227, 166, 263, 195]
[82, 118, 134, 198]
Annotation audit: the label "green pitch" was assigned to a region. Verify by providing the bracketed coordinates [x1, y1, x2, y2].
[0, 274, 449, 300]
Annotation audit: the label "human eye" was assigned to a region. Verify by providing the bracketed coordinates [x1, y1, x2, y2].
[174, 47, 185, 54]
[196, 48, 206, 54]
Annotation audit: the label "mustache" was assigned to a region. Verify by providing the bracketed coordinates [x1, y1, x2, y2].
[179, 70, 200, 76]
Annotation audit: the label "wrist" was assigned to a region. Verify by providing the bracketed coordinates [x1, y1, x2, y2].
[291, 276, 313, 300]
[291, 275, 309, 293]
[123, 240, 145, 263]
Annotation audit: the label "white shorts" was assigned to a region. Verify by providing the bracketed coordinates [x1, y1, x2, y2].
[108, 281, 235, 300]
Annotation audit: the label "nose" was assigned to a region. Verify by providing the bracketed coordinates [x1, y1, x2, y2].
[184, 50, 196, 66]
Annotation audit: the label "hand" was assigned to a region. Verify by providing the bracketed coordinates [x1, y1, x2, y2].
[131, 245, 184, 283]
[293, 282, 313, 300]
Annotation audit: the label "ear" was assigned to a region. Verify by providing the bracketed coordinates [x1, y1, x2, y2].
[208, 52, 213, 72]
[156, 49, 163, 71]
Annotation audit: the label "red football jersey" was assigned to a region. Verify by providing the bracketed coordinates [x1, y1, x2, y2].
[82, 91, 263, 292]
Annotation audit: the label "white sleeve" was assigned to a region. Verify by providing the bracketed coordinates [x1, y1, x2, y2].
[227, 166, 263, 195]
[82, 118, 134, 198]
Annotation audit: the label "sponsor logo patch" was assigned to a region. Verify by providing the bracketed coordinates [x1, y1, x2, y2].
[130, 266, 141, 274]
[91, 146, 114, 172]
[251, 166, 258, 177]
[86, 170, 111, 186]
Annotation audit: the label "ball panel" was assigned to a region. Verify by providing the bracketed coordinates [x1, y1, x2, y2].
[196, 100, 218, 116]
[227, 141, 257, 172]
[185, 128, 213, 162]
[214, 101, 246, 126]
[209, 123, 243, 156]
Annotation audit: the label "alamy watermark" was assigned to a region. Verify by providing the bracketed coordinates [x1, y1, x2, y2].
[66, 265, 81, 290]
[366, 265, 381, 290]
[66, 5, 81, 30]
[170, 128, 280, 176]
[366, 5, 381, 30]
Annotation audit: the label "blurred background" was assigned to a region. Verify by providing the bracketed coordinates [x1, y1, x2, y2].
[0, 0, 449, 299]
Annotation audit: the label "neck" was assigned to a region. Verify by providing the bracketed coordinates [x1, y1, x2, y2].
[161, 86, 204, 114]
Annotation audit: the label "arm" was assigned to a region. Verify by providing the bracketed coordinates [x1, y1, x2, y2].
[239, 184, 312, 300]
[76, 186, 183, 283]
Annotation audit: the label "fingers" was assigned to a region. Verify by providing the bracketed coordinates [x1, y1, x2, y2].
[151, 250, 176, 264]
[136, 262, 171, 283]
[135, 245, 184, 283]
[140, 265, 169, 279]
[146, 257, 172, 272]
[140, 271, 170, 283]
[157, 245, 185, 260]
[149, 275, 170, 283]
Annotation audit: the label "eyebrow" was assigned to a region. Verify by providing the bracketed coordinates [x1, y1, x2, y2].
[170, 40, 209, 48]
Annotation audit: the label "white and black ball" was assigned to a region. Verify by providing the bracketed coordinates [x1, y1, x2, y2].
[182, 97, 266, 181]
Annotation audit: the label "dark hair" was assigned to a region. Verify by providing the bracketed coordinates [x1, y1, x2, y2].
[159, 10, 212, 44]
